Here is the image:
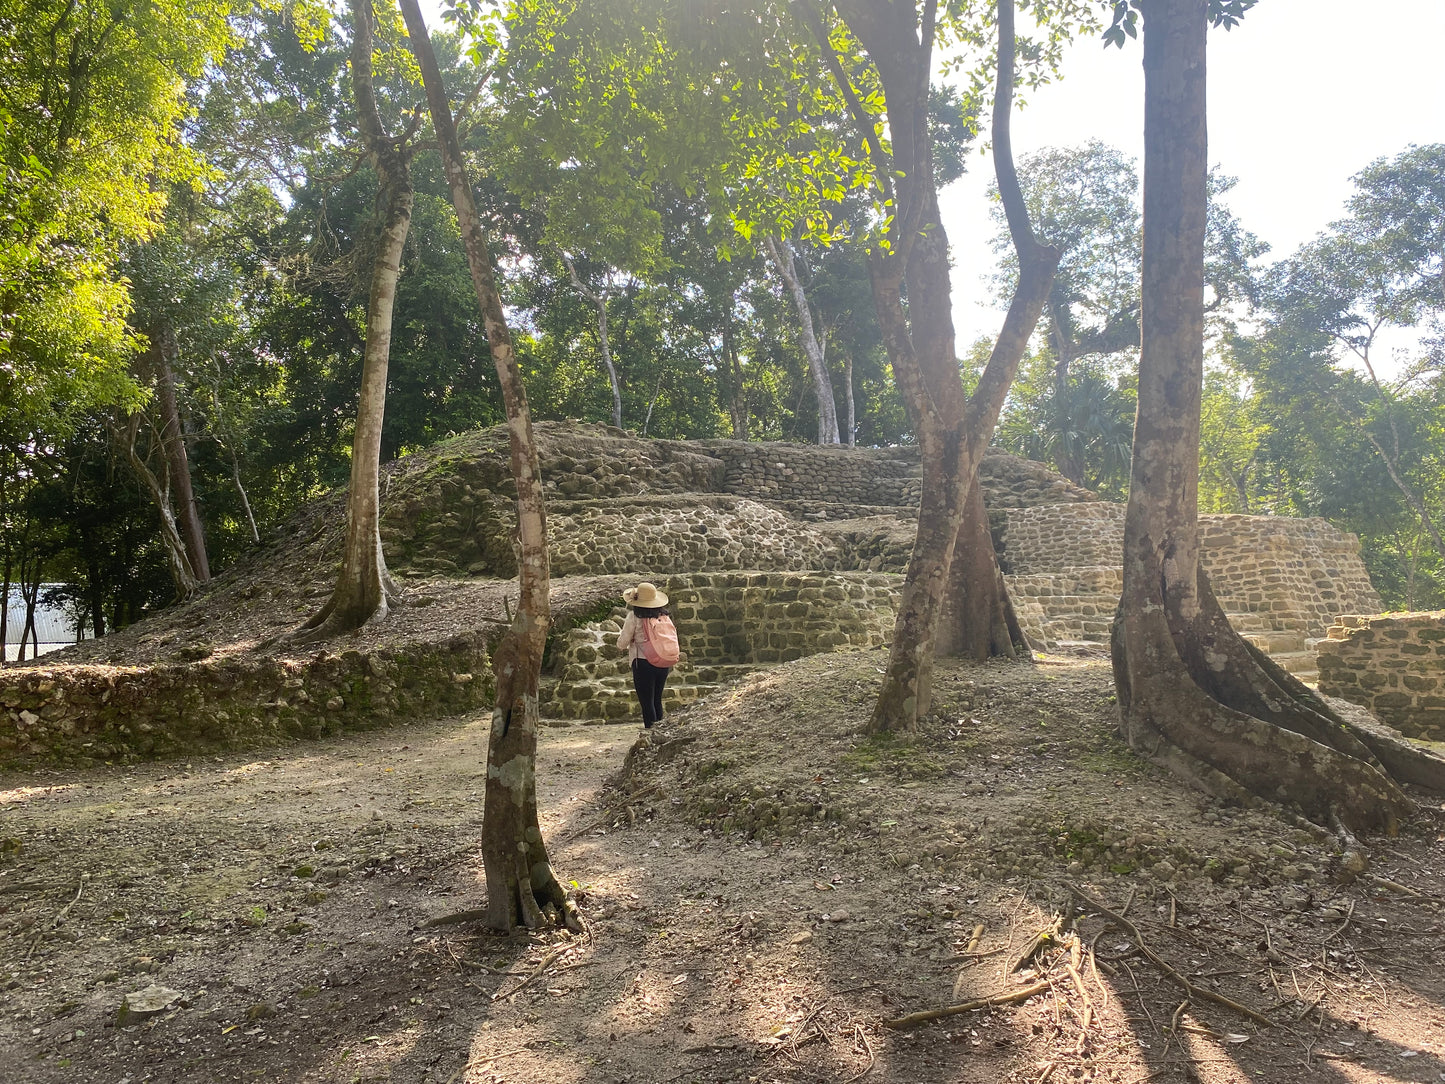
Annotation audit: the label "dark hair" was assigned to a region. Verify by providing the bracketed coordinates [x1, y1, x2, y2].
[632, 604, 669, 619]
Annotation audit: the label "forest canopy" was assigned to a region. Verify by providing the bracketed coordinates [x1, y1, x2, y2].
[1, 0, 1442, 639]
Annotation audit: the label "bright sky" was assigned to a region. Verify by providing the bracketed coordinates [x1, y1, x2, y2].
[944, 0, 1445, 348]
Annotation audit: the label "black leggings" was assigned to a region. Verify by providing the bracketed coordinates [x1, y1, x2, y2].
[631, 658, 670, 726]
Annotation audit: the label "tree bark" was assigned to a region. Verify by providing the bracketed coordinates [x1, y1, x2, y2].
[827, 0, 1058, 732]
[764, 236, 839, 444]
[152, 319, 210, 582]
[119, 412, 199, 600]
[937, 479, 1029, 660]
[1110, 0, 1443, 834]
[222, 440, 261, 545]
[1046, 294, 1085, 486]
[721, 309, 748, 439]
[400, 0, 579, 933]
[563, 255, 624, 428]
[294, 0, 411, 642]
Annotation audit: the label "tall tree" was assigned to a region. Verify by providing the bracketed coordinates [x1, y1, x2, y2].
[561, 254, 626, 428]
[763, 236, 841, 444]
[1108, 0, 1445, 833]
[810, 0, 1064, 731]
[0, 0, 233, 440]
[295, 0, 416, 641]
[399, 0, 579, 932]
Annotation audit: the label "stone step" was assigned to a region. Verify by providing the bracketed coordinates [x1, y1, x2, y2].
[542, 680, 724, 721]
[541, 662, 763, 720]
[1269, 651, 1319, 683]
[1241, 629, 1309, 655]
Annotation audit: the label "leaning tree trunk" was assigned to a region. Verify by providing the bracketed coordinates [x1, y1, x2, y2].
[1110, 0, 1443, 834]
[152, 319, 210, 582]
[831, 0, 1058, 731]
[764, 236, 839, 445]
[721, 311, 749, 439]
[118, 412, 199, 600]
[400, 0, 579, 932]
[563, 256, 623, 428]
[294, 0, 411, 643]
[1046, 294, 1085, 487]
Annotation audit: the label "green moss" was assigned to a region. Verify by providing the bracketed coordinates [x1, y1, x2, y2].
[839, 734, 946, 781]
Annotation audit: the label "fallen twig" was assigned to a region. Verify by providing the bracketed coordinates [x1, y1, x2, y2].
[1068, 884, 1275, 1030]
[964, 923, 986, 954]
[1366, 875, 1426, 899]
[443, 1045, 534, 1084]
[492, 945, 568, 1002]
[422, 907, 491, 928]
[51, 877, 85, 927]
[839, 1023, 874, 1083]
[882, 979, 1052, 1030]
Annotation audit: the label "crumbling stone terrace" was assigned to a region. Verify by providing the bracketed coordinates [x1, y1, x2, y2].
[1317, 613, 1445, 740]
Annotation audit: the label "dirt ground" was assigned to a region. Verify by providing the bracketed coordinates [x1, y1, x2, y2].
[3, 646, 1445, 1084]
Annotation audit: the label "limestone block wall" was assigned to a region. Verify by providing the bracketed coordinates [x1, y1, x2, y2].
[699, 442, 920, 506]
[1000, 503, 1128, 573]
[1316, 613, 1445, 739]
[546, 498, 835, 577]
[545, 572, 900, 718]
[0, 633, 492, 766]
[1198, 516, 1379, 638]
[555, 571, 900, 671]
[669, 571, 901, 664]
[375, 424, 1108, 580]
[1001, 503, 1380, 652]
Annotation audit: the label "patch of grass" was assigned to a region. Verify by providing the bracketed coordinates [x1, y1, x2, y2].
[839, 734, 946, 781]
[1074, 733, 1145, 776]
[692, 758, 736, 783]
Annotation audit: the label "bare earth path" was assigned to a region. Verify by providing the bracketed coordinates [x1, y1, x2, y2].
[3, 651, 1445, 1084]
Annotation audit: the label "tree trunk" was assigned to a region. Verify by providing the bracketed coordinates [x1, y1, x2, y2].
[764, 236, 839, 444]
[119, 412, 199, 600]
[20, 576, 39, 662]
[937, 478, 1029, 660]
[563, 256, 623, 428]
[1110, 0, 1443, 834]
[829, 0, 1058, 732]
[294, 0, 411, 642]
[400, 0, 579, 933]
[722, 311, 748, 439]
[843, 350, 855, 447]
[0, 474, 10, 665]
[1047, 295, 1085, 486]
[224, 441, 261, 545]
[152, 319, 210, 582]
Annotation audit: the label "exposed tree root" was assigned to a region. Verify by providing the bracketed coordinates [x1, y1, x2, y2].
[291, 559, 400, 644]
[1112, 568, 1438, 835]
[1067, 884, 1275, 1029]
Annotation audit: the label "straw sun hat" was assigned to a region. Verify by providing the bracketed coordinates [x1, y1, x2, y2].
[623, 581, 668, 608]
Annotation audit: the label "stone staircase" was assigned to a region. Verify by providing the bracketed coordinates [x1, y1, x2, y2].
[1007, 568, 1320, 680]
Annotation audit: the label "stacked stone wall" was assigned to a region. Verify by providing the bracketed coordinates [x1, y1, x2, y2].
[545, 572, 900, 718]
[546, 498, 835, 577]
[376, 424, 1107, 580]
[1316, 614, 1445, 739]
[999, 503, 1127, 574]
[698, 442, 920, 506]
[1198, 516, 1379, 637]
[0, 633, 492, 766]
[1001, 503, 1380, 653]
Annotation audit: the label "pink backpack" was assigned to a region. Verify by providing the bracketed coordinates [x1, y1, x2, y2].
[636, 615, 680, 667]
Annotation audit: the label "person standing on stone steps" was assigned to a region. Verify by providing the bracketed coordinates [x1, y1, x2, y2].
[616, 582, 680, 729]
